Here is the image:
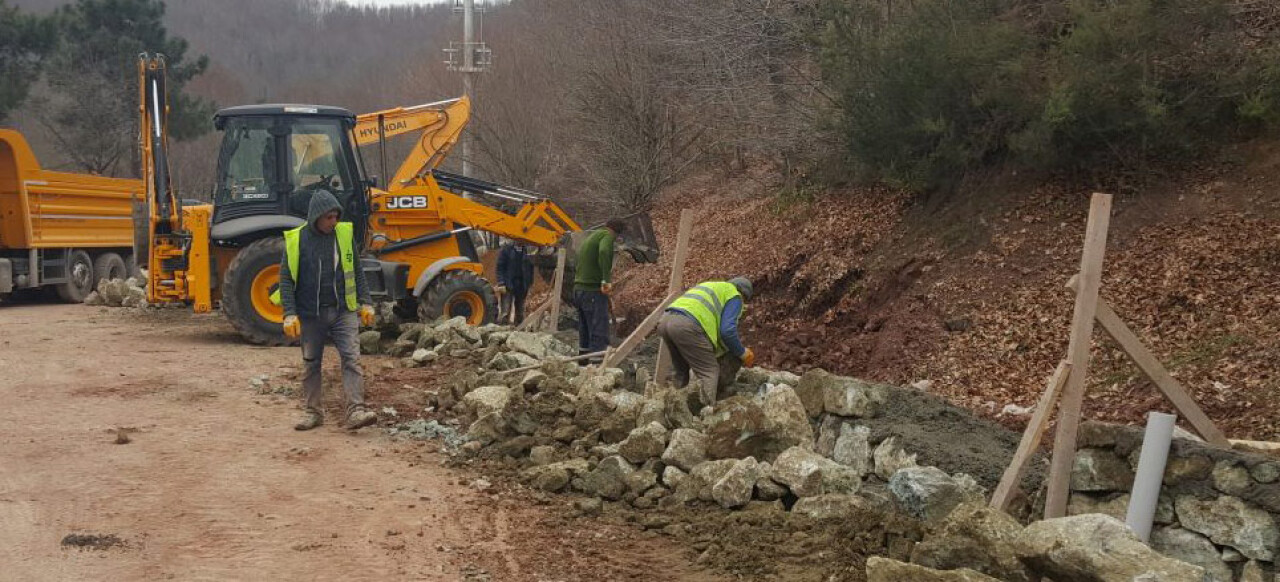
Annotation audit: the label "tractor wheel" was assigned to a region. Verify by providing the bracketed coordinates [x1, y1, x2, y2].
[418, 270, 497, 327]
[92, 252, 127, 286]
[56, 250, 94, 303]
[222, 237, 291, 346]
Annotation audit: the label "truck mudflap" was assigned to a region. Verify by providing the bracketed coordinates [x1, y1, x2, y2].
[0, 258, 12, 294]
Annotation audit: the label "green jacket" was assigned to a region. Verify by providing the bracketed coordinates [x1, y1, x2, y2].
[573, 229, 615, 291]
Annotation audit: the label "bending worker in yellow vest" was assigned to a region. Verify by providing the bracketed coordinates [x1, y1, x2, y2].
[277, 190, 378, 431]
[657, 277, 756, 406]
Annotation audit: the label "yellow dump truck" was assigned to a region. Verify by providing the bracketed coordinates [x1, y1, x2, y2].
[0, 129, 144, 302]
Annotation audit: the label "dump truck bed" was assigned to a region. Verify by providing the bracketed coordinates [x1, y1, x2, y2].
[0, 129, 142, 250]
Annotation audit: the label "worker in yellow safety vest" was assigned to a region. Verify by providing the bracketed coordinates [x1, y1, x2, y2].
[276, 189, 378, 431]
[656, 277, 756, 406]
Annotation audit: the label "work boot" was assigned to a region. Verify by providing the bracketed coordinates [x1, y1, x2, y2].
[294, 412, 323, 431]
[346, 408, 377, 430]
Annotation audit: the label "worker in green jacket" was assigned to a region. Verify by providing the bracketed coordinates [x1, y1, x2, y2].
[657, 277, 756, 406]
[573, 219, 629, 362]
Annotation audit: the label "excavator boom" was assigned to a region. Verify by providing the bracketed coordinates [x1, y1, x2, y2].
[353, 98, 470, 191]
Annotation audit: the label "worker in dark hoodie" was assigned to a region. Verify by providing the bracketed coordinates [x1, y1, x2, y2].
[277, 190, 377, 431]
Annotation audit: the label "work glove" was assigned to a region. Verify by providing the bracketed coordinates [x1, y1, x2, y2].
[601, 282, 614, 296]
[282, 315, 301, 339]
[496, 284, 507, 294]
[358, 305, 376, 327]
[741, 347, 756, 368]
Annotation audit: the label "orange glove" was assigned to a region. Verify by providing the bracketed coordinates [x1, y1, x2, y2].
[601, 282, 614, 295]
[282, 315, 301, 339]
[742, 347, 756, 368]
[358, 305, 376, 327]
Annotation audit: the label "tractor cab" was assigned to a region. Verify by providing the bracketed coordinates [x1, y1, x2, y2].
[210, 105, 369, 247]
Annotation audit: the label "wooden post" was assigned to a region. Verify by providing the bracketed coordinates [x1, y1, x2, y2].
[653, 209, 695, 384]
[546, 248, 567, 333]
[600, 291, 682, 368]
[991, 360, 1071, 511]
[1065, 277, 1229, 447]
[1044, 193, 1112, 519]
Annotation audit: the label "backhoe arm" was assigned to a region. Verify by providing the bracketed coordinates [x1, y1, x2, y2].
[353, 98, 470, 191]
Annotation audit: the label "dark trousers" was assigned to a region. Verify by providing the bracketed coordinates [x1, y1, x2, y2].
[500, 289, 528, 325]
[299, 306, 365, 417]
[657, 311, 741, 406]
[574, 288, 610, 356]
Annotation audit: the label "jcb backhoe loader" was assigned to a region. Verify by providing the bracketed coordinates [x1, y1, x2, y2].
[136, 54, 655, 345]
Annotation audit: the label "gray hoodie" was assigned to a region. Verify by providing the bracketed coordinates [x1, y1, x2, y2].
[278, 190, 371, 317]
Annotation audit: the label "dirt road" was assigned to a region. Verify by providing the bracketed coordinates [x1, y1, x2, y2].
[0, 303, 719, 581]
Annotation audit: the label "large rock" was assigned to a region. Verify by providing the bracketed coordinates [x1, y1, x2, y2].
[1212, 460, 1252, 496]
[661, 387, 700, 430]
[358, 330, 382, 354]
[711, 457, 761, 509]
[832, 424, 872, 477]
[756, 473, 788, 502]
[1150, 526, 1233, 582]
[795, 369, 835, 418]
[462, 385, 511, 417]
[662, 466, 688, 489]
[573, 368, 625, 397]
[436, 315, 482, 343]
[866, 557, 1002, 582]
[793, 494, 868, 520]
[814, 416, 843, 457]
[770, 446, 861, 498]
[466, 412, 509, 445]
[661, 428, 708, 471]
[761, 385, 814, 448]
[411, 348, 439, 364]
[97, 278, 127, 305]
[487, 351, 539, 371]
[1071, 447, 1135, 492]
[1015, 514, 1206, 582]
[673, 459, 737, 503]
[873, 436, 918, 480]
[1068, 492, 1174, 524]
[1174, 495, 1279, 561]
[520, 464, 571, 492]
[823, 375, 885, 418]
[888, 466, 983, 523]
[573, 455, 634, 501]
[911, 502, 1031, 582]
[618, 422, 669, 464]
[505, 331, 574, 360]
[703, 395, 773, 460]
[1239, 560, 1265, 582]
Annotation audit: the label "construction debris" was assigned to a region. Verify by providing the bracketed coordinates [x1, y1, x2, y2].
[83, 278, 147, 308]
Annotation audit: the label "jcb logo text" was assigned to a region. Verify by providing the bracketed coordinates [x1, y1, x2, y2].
[386, 196, 428, 209]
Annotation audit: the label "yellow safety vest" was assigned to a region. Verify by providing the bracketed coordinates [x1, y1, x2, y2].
[667, 281, 742, 356]
[269, 222, 358, 311]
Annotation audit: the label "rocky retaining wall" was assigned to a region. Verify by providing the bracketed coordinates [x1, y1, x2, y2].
[1066, 420, 1280, 582]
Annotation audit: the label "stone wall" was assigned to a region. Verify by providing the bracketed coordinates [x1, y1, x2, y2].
[1067, 420, 1280, 582]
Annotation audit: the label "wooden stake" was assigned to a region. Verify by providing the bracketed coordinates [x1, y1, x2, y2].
[654, 209, 695, 384]
[601, 291, 681, 368]
[546, 248, 567, 333]
[1065, 276, 1229, 447]
[1044, 192, 1112, 519]
[991, 360, 1071, 511]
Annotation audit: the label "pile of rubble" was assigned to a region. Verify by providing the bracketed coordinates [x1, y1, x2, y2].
[370, 318, 1269, 580]
[84, 277, 148, 308]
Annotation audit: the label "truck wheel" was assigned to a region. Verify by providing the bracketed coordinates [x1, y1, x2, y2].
[56, 250, 94, 303]
[93, 252, 127, 286]
[222, 237, 290, 346]
[418, 270, 497, 326]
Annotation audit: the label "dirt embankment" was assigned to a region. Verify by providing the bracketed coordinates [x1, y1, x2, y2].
[613, 143, 1280, 441]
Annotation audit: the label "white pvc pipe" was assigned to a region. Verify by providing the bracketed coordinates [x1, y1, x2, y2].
[1126, 412, 1176, 542]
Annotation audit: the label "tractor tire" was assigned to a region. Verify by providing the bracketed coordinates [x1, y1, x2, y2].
[417, 270, 497, 327]
[222, 237, 291, 346]
[123, 253, 144, 280]
[92, 252, 127, 286]
[56, 250, 94, 303]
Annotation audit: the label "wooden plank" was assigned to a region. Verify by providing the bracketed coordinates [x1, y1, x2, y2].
[1044, 192, 1112, 519]
[601, 290, 681, 368]
[517, 300, 549, 331]
[546, 248, 567, 332]
[654, 209, 696, 384]
[990, 360, 1071, 511]
[1093, 300, 1228, 447]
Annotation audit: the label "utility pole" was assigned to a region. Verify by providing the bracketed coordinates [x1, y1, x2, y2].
[444, 0, 492, 178]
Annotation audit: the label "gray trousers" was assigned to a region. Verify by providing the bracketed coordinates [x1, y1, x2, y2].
[657, 311, 741, 406]
[300, 306, 365, 417]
